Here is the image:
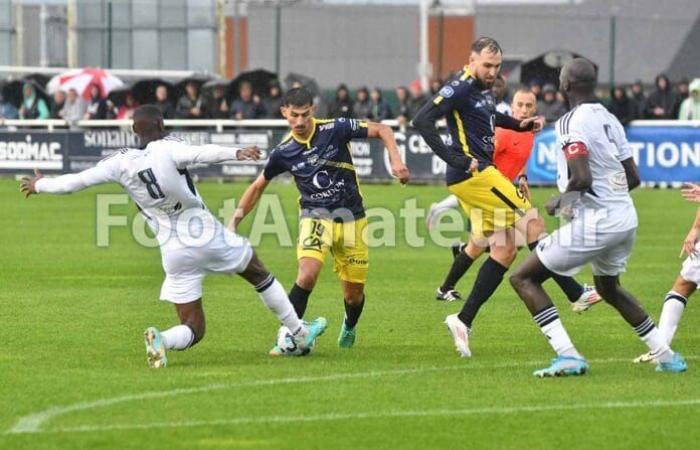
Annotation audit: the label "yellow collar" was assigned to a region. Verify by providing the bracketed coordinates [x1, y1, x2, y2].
[290, 119, 317, 149]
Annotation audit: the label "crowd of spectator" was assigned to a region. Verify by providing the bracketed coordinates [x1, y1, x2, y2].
[0, 72, 698, 124]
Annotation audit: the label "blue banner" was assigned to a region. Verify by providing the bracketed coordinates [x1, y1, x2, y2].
[527, 125, 700, 185]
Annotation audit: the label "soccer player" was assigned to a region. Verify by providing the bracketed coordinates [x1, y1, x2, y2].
[634, 183, 700, 363]
[231, 87, 409, 353]
[412, 37, 550, 357]
[19, 105, 327, 368]
[427, 87, 601, 313]
[509, 58, 687, 376]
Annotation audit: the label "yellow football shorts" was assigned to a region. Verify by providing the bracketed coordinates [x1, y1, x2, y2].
[297, 217, 369, 284]
[448, 166, 532, 238]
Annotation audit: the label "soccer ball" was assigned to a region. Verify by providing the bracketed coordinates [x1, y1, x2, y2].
[275, 326, 312, 356]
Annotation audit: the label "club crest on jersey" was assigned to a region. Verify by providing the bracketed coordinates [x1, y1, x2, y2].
[439, 86, 455, 98]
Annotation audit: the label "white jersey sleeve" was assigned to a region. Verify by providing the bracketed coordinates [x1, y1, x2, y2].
[35, 153, 121, 194]
[170, 142, 240, 169]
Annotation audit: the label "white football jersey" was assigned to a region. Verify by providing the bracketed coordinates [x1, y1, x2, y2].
[554, 103, 638, 232]
[36, 136, 240, 247]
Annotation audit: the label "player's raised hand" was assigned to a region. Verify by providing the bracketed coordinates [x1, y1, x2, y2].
[521, 116, 545, 132]
[681, 183, 700, 203]
[19, 168, 42, 198]
[391, 161, 410, 185]
[518, 176, 530, 200]
[236, 146, 261, 161]
[680, 227, 700, 258]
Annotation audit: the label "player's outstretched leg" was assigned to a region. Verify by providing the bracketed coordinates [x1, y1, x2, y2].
[339, 281, 365, 348]
[510, 253, 588, 377]
[445, 229, 515, 357]
[523, 215, 601, 313]
[594, 276, 687, 373]
[239, 252, 327, 356]
[145, 299, 205, 369]
[436, 239, 485, 302]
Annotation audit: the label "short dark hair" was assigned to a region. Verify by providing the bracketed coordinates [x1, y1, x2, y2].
[134, 104, 163, 121]
[283, 87, 314, 107]
[471, 37, 502, 55]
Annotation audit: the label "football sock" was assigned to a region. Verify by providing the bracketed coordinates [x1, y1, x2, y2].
[344, 295, 365, 329]
[658, 291, 687, 344]
[457, 257, 507, 327]
[161, 325, 195, 350]
[435, 195, 460, 211]
[441, 252, 475, 292]
[634, 316, 673, 363]
[289, 283, 312, 319]
[256, 274, 303, 334]
[532, 305, 581, 358]
[528, 241, 583, 302]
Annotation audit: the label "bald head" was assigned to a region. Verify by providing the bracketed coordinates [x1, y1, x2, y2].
[132, 105, 165, 145]
[560, 58, 597, 94]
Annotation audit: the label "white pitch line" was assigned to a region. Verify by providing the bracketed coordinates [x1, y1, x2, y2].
[7, 355, 696, 435]
[38, 398, 700, 435]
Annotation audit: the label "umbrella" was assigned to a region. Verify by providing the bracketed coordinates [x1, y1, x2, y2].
[47, 67, 124, 100]
[519, 50, 598, 89]
[202, 79, 229, 91]
[107, 85, 134, 107]
[1, 79, 51, 109]
[130, 78, 175, 105]
[284, 72, 320, 97]
[227, 69, 279, 102]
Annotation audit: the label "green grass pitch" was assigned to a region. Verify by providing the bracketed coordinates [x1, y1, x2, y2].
[1, 178, 699, 449]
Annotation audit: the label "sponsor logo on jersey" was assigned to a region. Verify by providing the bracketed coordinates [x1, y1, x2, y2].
[318, 123, 335, 132]
[439, 86, 455, 98]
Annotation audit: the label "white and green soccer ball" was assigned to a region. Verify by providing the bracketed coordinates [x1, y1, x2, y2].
[276, 326, 312, 356]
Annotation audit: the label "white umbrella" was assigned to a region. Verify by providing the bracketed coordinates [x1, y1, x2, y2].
[47, 68, 124, 100]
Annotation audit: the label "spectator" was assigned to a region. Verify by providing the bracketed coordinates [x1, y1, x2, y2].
[629, 79, 646, 119]
[204, 85, 228, 119]
[537, 83, 566, 123]
[116, 92, 139, 120]
[229, 81, 264, 119]
[0, 93, 18, 119]
[529, 80, 543, 100]
[673, 78, 690, 118]
[327, 84, 353, 118]
[353, 87, 372, 119]
[595, 87, 611, 108]
[645, 74, 677, 119]
[84, 84, 108, 120]
[608, 86, 636, 125]
[154, 84, 176, 119]
[19, 83, 50, 119]
[176, 81, 204, 119]
[370, 88, 392, 121]
[430, 79, 443, 96]
[395, 86, 411, 125]
[262, 82, 284, 119]
[678, 78, 700, 120]
[51, 90, 65, 119]
[59, 88, 86, 121]
[407, 80, 427, 120]
[492, 75, 511, 115]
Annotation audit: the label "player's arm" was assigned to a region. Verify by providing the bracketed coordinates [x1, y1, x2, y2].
[20, 160, 118, 198]
[229, 173, 270, 231]
[545, 142, 592, 217]
[496, 112, 544, 132]
[171, 143, 260, 169]
[680, 207, 700, 258]
[412, 96, 476, 172]
[621, 157, 640, 191]
[365, 121, 410, 184]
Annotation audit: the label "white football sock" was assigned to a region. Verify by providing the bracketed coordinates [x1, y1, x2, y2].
[161, 325, 195, 350]
[256, 275, 303, 334]
[435, 195, 459, 211]
[635, 316, 673, 363]
[658, 291, 687, 344]
[533, 305, 582, 358]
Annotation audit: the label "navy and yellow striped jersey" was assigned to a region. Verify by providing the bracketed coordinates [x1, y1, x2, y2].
[263, 118, 368, 221]
[430, 67, 502, 185]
